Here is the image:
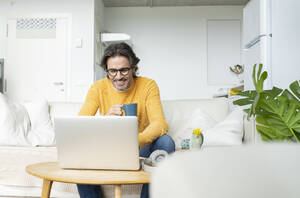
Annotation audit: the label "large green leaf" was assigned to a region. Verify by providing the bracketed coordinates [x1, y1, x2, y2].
[259, 93, 278, 113]
[256, 125, 287, 141]
[258, 97, 300, 141]
[257, 64, 262, 82]
[256, 114, 291, 137]
[277, 95, 288, 117]
[232, 98, 253, 106]
[253, 64, 266, 93]
[256, 125, 277, 140]
[258, 71, 268, 92]
[256, 115, 268, 125]
[233, 90, 257, 114]
[252, 64, 258, 90]
[284, 100, 299, 126]
[294, 125, 300, 133]
[236, 90, 257, 98]
[265, 87, 283, 98]
[290, 80, 300, 100]
[249, 92, 262, 117]
[282, 89, 298, 100]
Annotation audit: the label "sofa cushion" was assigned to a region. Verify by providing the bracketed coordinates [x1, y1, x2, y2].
[172, 108, 217, 148]
[49, 102, 83, 124]
[23, 99, 51, 129]
[203, 108, 244, 146]
[171, 107, 244, 148]
[0, 93, 31, 146]
[23, 98, 55, 146]
[161, 98, 229, 140]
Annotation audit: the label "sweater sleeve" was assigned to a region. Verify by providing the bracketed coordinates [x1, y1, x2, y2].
[78, 84, 100, 116]
[138, 80, 168, 147]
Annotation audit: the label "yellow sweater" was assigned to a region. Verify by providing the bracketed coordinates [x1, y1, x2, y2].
[78, 77, 168, 147]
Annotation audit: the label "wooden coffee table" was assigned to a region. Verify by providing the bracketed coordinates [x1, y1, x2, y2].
[26, 162, 151, 198]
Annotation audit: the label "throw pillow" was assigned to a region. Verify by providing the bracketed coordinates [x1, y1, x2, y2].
[23, 98, 55, 146]
[203, 108, 244, 146]
[23, 98, 51, 129]
[175, 107, 245, 149]
[174, 108, 217, 149]
[0, 93, 31, 146]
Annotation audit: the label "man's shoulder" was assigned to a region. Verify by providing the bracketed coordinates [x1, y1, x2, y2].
[135, 77, 159, 92]
[91, 78, 110, 90]
[136, 77, 156, 86]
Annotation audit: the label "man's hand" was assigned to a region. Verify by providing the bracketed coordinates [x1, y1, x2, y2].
[105, 104, 123, 116]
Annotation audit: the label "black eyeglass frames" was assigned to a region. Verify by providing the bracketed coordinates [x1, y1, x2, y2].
[106, 67, 132, 77]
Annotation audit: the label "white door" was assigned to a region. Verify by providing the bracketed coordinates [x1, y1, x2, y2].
[271, 0, 300, 89]
[5, 16, 69, 102]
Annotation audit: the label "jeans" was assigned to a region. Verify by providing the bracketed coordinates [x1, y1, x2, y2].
[76, 134, 175, 198]
[139, 134, 175, 198]
[77, 185, 103, 198]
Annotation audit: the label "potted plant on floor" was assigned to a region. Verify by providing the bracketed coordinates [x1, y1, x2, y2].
[233, 64, 300, 142]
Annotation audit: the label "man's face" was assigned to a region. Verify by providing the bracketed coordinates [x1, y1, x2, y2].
[106, 56, 135, 92]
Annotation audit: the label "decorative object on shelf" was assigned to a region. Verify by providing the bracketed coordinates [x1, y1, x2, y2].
[229, 64, 244, 75]
[230, 64, 244, 84]
[233, 64, 300, 142]
[181, 139, 190, 150]
[213, 87, 229, 98]
[190, 128, 204, 149]
[213, 65, 244, 99]
[229, 85, 244, 96]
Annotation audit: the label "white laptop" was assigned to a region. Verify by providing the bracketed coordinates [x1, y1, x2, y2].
[54, 116, 140, 170]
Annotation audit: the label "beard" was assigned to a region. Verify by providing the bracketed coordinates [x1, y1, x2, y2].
[112, 77, 131, 91]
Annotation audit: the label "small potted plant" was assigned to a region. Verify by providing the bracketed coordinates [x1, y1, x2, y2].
[190, 128, 204, 149]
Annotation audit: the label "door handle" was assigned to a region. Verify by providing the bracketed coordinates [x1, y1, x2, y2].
[244, 34, 267, 49]
[53, 82, 64, 86]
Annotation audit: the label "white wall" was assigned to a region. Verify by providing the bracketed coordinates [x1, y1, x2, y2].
[271, 0, 300, 89]
[104, 6, 243, 100]
[0, 0, 98, 102]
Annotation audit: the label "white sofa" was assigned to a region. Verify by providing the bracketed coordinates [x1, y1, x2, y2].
[151, 144, 300, 198]
[0, 98, 255, 198]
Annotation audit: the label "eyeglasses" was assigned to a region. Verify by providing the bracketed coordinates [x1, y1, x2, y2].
[106, 67, 132, 77]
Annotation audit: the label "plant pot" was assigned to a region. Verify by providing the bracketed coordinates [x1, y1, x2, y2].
[190, 133, 203, 149]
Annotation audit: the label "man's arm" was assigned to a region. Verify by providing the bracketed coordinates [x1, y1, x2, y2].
[138, 80, 168, 147]
[78, 84, 100, 116]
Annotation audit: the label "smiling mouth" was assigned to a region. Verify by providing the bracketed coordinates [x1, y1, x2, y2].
[116, 81, 126, 86]
[114, 78, 127, 86]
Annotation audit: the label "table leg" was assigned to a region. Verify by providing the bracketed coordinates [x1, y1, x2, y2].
[41, 179, 53, 198]
[114, 184, 122, 198]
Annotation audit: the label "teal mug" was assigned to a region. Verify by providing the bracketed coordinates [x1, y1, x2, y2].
[122, 103, 137, 116]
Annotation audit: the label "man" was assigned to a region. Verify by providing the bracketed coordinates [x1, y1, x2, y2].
[77, 42, 175, 198]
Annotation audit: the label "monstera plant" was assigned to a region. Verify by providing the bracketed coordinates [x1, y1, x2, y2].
[233, 64, 300, 142]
